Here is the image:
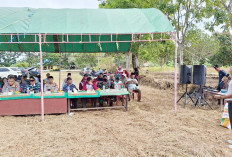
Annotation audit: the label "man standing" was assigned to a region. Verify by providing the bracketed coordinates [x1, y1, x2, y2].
[214, 65, 227, 91]
[126, 73, 141, 102]
[44, 76, 58, 92]
[214, 66, 232, 149]
[2, 75, 20, 92]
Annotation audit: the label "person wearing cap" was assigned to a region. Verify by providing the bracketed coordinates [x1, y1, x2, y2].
[44, 76, 58, 92]
[126, 73, 141, 101]
[63, 77, 78, 109]
[214, 65, 227, 91]
[25, 76, 41, 93]
[97, 73, 104, 82]
[62, 73, 75, 89]
[43, 73, 50, 84]
[2, 75, 20, 93]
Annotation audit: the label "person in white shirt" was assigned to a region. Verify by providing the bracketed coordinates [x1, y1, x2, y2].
[126, 73, 141, 101]
[214, 66, 232, 149]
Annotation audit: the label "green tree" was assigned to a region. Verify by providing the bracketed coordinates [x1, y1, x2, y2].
[206, 0, 232, 32]
[99, 0, 211, 67]
[11, 62, 29, 68]
[0, 52, 21, 67]
[139, 40, 175, 67]
[210, 33, 232, 66]
[183, 29, 220, 64]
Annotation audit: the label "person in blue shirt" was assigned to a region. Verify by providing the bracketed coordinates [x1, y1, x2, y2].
[97, 73, 104, 82]
[214, 65, 227, 91]
[25, 76, 41, 93]
[63, 77, 78, 109]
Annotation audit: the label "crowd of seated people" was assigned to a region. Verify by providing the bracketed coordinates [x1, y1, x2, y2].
[0, 66, 141, 106]
[0, 74, 42, 93]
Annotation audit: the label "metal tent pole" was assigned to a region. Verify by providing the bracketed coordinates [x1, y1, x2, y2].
[173, 32, 178, 115]
[127, 42, 132, 77]
[59, 52, 61, 90]
[39, 34, 45, 121]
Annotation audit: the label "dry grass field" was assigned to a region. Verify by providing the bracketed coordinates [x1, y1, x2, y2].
[0, 71, 232, 156]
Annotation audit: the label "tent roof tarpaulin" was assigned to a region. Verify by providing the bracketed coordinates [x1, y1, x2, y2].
[0, 7, 174, 53]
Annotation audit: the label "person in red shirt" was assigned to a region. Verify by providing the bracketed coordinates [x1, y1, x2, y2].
[116, 66, 129, 78]
[79, 76, 87, 90]
[82, 77, 97, 107]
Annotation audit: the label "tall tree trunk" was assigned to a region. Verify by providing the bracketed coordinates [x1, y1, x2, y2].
[132, 52, 139, 69]
[178, 43, 183, 66]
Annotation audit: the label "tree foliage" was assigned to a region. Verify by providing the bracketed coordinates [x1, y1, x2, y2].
[183, 29, 220, 64]
[210, 33, 232, 66]
[0, 52, 21, 67]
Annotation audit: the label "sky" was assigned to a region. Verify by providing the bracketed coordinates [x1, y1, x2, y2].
[0, 0, 100, 8]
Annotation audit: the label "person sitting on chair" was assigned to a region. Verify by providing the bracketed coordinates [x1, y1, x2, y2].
[126, 73, 141, 102]
[97, 73, 104, 82]
[63, 77, 78, 109]
[44, 76, 58, 92]
[82, 77, 98, 108]
[26, 76, 41, 93]
[98, 79, 114, 107]
[2, 75, 20, 93]
[62, 73, 75, 89]
[79, 76, 87, 90]
[43, 73, 50, 84]
[214, 66, 232, 149]
[113, 77, 122, 88]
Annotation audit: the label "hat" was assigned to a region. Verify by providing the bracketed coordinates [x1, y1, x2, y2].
[29, 77, 35, 81]
[118, 66, 122, 70]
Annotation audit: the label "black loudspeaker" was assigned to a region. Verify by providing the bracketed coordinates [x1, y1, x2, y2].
[180, 65, 192, 84]
[193, 65, 206, 85]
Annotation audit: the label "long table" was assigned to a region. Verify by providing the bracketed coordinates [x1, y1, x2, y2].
[0, 90, 130, 116]
[0, 93, 67, 116]
[203, 90, 226, 111]
[67, 90, 129, 114]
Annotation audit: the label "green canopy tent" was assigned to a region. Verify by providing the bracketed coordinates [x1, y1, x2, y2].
[0, 7, 178, 120]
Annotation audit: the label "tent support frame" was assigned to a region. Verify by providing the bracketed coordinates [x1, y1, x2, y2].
[0, 32, 178, 121]
[39, 34, 45, 121]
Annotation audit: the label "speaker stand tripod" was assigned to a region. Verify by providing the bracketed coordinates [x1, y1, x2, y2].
[191, 85, 213, 110]
[177, 84, 194, 108]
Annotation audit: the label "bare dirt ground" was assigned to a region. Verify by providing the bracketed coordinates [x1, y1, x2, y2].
[0, 71, 232, 157]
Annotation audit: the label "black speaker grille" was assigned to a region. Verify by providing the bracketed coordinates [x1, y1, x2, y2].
[193, 65, 206, 85]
